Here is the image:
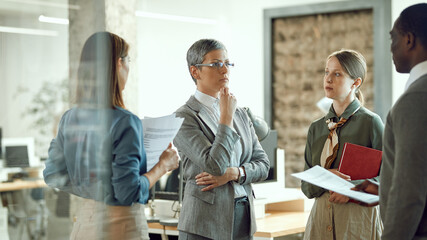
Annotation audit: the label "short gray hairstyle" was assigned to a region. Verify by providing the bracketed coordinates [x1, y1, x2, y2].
[187, 39, 227, 84]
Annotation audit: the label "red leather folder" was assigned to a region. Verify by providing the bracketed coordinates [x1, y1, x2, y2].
[338, 142, 382, 180]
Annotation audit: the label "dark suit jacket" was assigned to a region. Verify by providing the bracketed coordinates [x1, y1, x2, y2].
[380, 74, 427, 239]
[173, 95, 270, 239]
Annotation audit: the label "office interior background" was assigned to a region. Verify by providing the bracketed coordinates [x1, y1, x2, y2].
[0, 0, 420, 239]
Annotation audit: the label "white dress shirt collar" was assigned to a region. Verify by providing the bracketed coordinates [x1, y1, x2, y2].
[194, 90, 219, 110]
[405, 60, 427, 91]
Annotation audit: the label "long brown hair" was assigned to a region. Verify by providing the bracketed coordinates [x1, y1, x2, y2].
[75, 31, 129, 109]
[328, 49, 367, 105]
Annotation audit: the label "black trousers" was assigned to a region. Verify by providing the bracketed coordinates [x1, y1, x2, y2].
[178, 196, 252, 240]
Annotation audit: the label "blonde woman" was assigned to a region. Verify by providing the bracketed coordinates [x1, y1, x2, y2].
[302, 49, 383, 239]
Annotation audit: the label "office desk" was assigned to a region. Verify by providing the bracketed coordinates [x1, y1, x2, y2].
[0, 179, 46, 192]
[254, 210, 309, 239]
[0, 179, 48, 240]
[148, 210, 309, 240]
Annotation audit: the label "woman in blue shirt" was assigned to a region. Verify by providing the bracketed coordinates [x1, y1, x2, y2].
[43, 32, 179, 240]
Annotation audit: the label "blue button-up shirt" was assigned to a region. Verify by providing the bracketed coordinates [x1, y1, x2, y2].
[43, 106, 150, 206]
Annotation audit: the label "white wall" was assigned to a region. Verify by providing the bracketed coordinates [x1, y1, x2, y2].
[135, 0, 232, 118]
[0, 9, 68, 157]
[135, 0, 342, 118]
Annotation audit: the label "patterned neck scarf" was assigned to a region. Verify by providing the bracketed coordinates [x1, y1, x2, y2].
[320, 106, 360, 169]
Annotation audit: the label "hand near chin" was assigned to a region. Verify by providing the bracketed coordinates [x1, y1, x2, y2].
[219, 87, 237, 127]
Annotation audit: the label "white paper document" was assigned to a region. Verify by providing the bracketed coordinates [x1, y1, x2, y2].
[292, 165, 379, 204]
[142, 113, 184, 171]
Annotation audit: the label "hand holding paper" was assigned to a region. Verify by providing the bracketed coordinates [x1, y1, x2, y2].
[292, 165, 379, 204]
[141, 113, 184, 171]
[350, 180, 379, 207]
[158, 143, 180, 171]
[328, 169, 351, 181]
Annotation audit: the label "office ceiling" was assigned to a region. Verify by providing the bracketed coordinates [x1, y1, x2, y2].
[0, 0, 73, 19]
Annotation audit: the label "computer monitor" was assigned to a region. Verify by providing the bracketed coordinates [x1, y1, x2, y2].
[151, 166, 181, 201]
[253, 130, 286, 201]
[259, 130, 277, 182]
[5, 145, 30, 168]
[1, 137, 39, 168]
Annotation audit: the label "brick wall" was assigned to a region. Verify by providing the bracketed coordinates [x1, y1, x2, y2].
[272, 10, 374, 187]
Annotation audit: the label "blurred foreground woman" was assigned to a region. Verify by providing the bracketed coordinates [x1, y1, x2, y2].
[43, 32, 179, 240]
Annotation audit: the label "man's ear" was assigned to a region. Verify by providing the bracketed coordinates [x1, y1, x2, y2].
[406, 32, 416, 50]
[190, 66, 199, 80]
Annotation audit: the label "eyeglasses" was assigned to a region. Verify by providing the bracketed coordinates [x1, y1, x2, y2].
[121, 56, 131, 63]
[195, 62, 234, 69]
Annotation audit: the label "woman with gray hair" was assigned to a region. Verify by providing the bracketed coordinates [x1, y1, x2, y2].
[173, 39, 270, 239]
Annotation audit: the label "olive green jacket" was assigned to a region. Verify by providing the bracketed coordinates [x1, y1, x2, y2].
[302, 99, 384, 199]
